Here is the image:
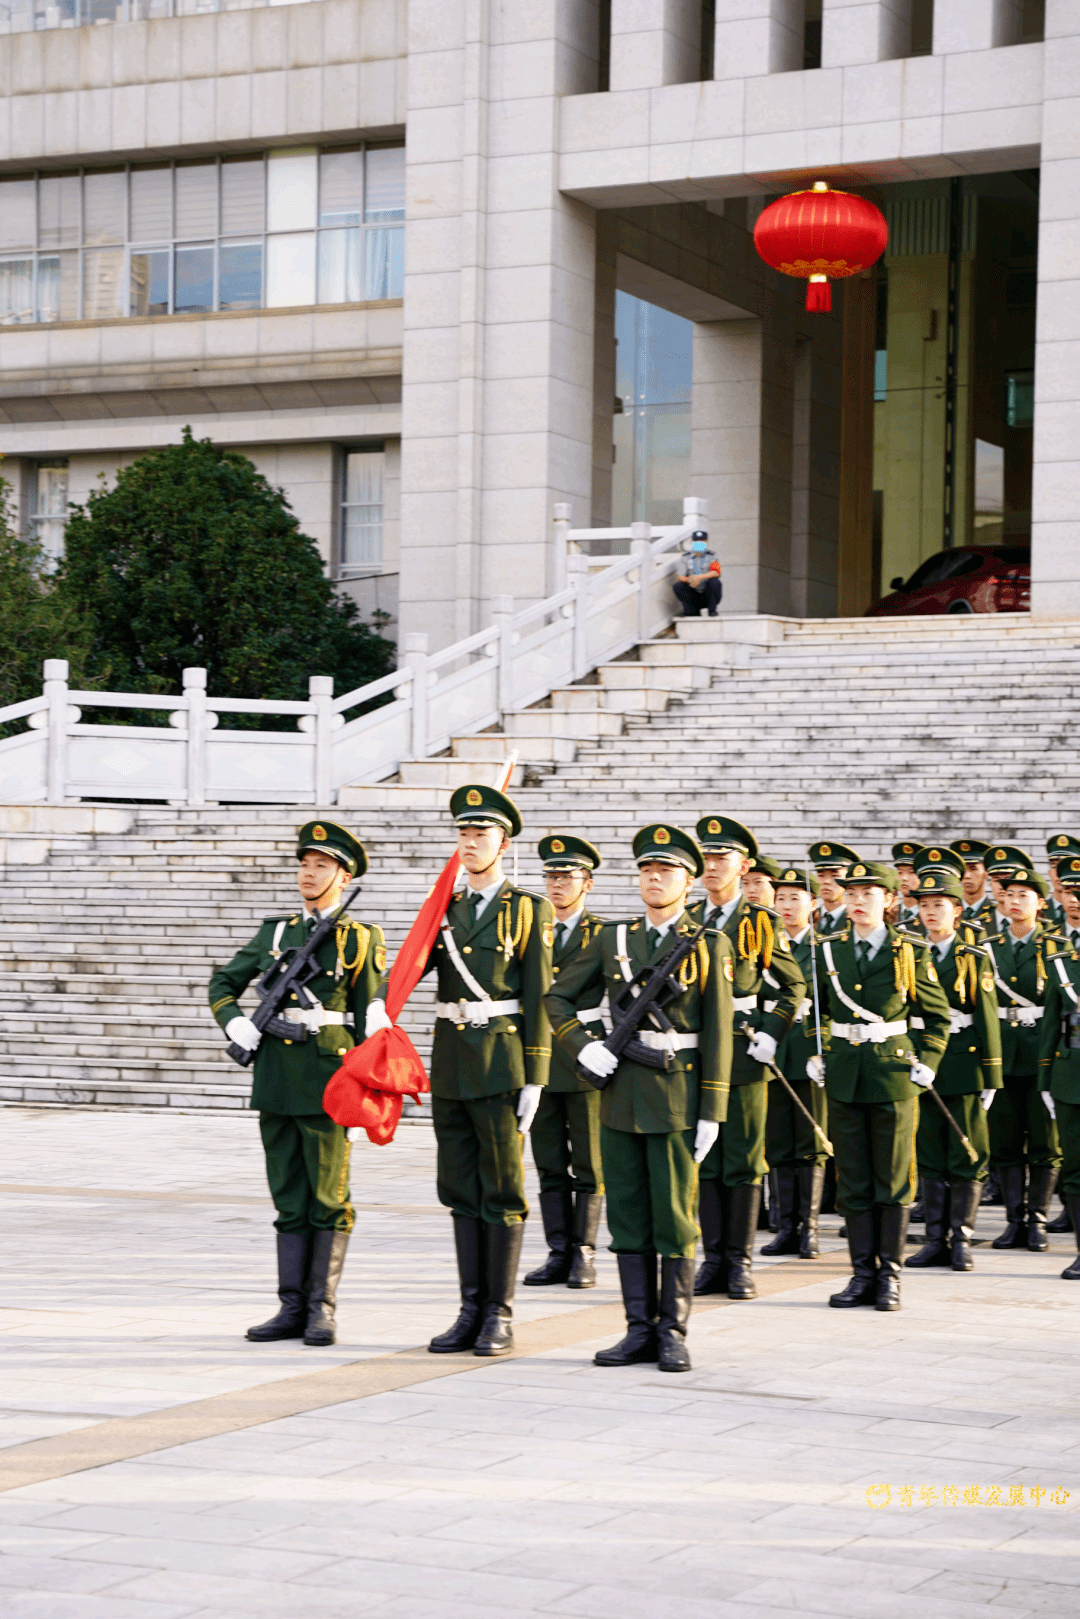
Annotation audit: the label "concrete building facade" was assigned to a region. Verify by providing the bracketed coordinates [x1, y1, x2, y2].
[0, 0, 1072, 649]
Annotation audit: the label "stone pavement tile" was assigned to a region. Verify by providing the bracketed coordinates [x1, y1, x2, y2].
[300, 1554, 581, 1609]
[0, 1553, 134, 1594]
[543, 1583, 792, 1619]
[0, 1595, 201, 1619]
[0, 1517, 115, 1553]
[251, 1522, 516, 1570]
[60, 1533, 339, 1581]
[659, 1542, 934, 1593]
[101, 1569, 391, 1618]
[483, 1545, 763, 1601]
[31, 1504, 269, 1545]
[738, 1577, 1032, 1618]
[987, 1579, 1080, 1611]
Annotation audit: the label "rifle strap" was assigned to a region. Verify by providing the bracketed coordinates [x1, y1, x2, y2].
[271, 920, 287, 957]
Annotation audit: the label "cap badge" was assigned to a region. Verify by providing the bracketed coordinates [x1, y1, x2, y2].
[784, 870, 797, 881]
[1072, 860, 1080, 873]
[655, 827, 671, 844]
[819, 843, 831, 856]
[550, 838, 564, 853]
[995, 849, 1007, 861]
[852, 864, 866, 877]
[707, 819, 721, 834]
[1017, 870, 1029, 881]
[922, 876, 935, 888]
[1058, 836, 1070, 847]
[928, 849, 941, 861]
[959, 842, 970, 851]
[312, 825, 327, 841]
[466, 789, 482, 807]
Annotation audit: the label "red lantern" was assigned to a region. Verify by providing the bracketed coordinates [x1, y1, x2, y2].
[753, 181, 888, 313]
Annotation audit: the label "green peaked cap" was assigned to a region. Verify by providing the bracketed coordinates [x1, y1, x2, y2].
[538, 833, 601, 872]
[950, 837, 990, 861]
[296, 819, 367, 877]
[807, 840, 861, 870]
[838, 859, 899, 893]
[696, 815, 758, 858]
[912, 845, 965, 881]
[633, 823, 703, 877]
[986, 843, 1033, 875]
[914, 868, 964, 902]
[775, 864, 820, 897]
[449, 783, 522, 838]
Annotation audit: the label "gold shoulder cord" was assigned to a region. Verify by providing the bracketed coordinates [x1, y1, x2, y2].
[1037, 939, 1047, 992]
[894, 939, 917, 1002]
[954, 947, 978, 1006]
[336, 920, 368, 983]
[737, 910, 774, 970]
[498, 893, 532, 962]
[696, 936, 710, 989]
[678, 947, 698, 988]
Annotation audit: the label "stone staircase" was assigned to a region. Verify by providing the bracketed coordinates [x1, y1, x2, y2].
[1, 610, 1076, 1112]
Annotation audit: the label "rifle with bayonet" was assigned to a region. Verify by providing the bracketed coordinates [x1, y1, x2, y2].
[225, 885, 363, 1067]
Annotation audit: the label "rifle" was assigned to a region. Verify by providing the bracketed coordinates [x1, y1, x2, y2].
[578, 909, 719, 1089]
[225, 885, 363, 1067]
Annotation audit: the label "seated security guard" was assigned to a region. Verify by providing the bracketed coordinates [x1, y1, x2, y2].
[208, 821, 383, 1347]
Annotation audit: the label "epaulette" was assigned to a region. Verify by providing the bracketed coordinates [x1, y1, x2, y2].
[985, 930, 1006, 943]
[746, 901, 780, 919]
[820, 927, 849, 942]
[263, 913, 297, 925]
[896, 928, 927, 947]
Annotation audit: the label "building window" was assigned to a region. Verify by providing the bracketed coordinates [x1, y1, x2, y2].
[0, 147, 404, 325]
[340, 449, 384, 572]
[612, 291, 693, 531]
[28, 460, 69, 564]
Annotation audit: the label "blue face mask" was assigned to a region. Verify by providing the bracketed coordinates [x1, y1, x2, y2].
[691, 541, 707, 552]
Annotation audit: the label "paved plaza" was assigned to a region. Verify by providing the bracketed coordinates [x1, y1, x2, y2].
[0, 1104, 1078, 1618]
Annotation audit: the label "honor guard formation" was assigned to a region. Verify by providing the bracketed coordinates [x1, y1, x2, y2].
[208, 805, 1080, 1370]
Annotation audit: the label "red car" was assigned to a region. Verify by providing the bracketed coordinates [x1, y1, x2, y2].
[867, 545, 1030, 616]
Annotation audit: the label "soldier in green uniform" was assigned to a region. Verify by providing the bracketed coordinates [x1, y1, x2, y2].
[1045, 834, 1074, 929]
[810, 860, 952, 1311]
[402, 784, 554, 1358]
[686, 815, 806, 1300]
[982, 856, 1065, 1252]
[903, 862, 1002, 1271]
[1038, 854, 1080, 1278]
[523, 834, 605, 1290]
[809, 841, 860, 933]
[951, 838, 994, 930]
[208, 821, 383, 1347]
[985, 844, 1018, 935]
[546, 824, 734, 1373]
[743, 854, 781, 909]
[762, 865, 829, 1258]
[893, 841, 925, 931]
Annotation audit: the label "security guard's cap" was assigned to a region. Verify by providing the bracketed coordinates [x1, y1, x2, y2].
[807, 840, 861, 871]
[891, 841, 925, 866]
[450, 783, 522, 838]
[690, 530, 709, 542]
[1057, 856, 1080, 889]
[696, 815, 758, 859]
[296, 820, 367, 877]
[776, 865, 820, 897]
[838, 860, 899, 893]
[1047, 833, 1080, 865]
[914, 868, 964, 903]
[634, 823, 704, 877]
[986, 843, 1033, 876]
[950, 838, 990, 863]
[912, 845, 965, 882]
[538, 833, 601, 873]
[1004, 867, 1050, 899]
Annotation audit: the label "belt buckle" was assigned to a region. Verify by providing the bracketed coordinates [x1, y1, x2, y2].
[851, 1026, 866, 1045]
[469, 1003, 490, 1029]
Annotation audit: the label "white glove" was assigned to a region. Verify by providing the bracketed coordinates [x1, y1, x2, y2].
[910, 1062, 936, 1089]
[746, 1031, 777, 1066]
[365, 998, 393, 1038]
[517, 1083, 543, 1134]
[694, 1119, 720, 1163]
[226, 1015, 261, 1052]
[980, 1088, 996, 1111]
[1043, 1091, 1057, 1120]
[579, 1040, 619, 1079]
[806, 1054, 825, 1087]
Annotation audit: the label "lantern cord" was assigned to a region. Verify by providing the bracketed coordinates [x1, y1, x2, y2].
[806, 277, 831, 313]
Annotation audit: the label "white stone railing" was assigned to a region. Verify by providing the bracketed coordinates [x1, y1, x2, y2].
[0, 498, 704, 806]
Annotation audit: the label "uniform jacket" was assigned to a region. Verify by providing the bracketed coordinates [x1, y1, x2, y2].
[982, 921, 1067, 1076]
[419, 881, 553, 1101]
[547, 908, 606, 1093]
[963, 895, 994, 929]
[776, 924, 829, 1082]
[813, 923, 952, 1103]
[1038, 947, 1080, 1104]
[918, 928, 1003, 1096]
[688, 895, 806, 1085]
[209, 912, 384, 1116]
[545, 912, 735, 1134]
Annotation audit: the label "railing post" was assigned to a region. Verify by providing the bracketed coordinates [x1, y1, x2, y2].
[631, 525, 652, 646]
[309, 675, 334, 804]
[43, 658, 69, 806]
[491, 594, 515, 718]
[569, 554, 590, 680]
[553, 502, 572, 596]
[683, 495, 708, 531]
[403, 633, 429, 759]
[183, 667, 207, 808]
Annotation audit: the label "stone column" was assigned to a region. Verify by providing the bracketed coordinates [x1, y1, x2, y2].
[821, 0, 912, 64]
[609, 0, 701, 89]
[932, 0, 1022, 52]
[713, 0, 804, 80]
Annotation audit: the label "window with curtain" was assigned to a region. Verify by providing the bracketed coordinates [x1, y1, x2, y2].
[29, 461, 69, 564]
[340, 449, 384, 570]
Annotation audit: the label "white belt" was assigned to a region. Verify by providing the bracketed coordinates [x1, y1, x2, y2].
[578, 1012, 604, 1026]
[911, 1010, 974, 1034]
[762, 999, 778, 1014]
[281, 1007, 355, 1032]
[436, 998, 520, 1028]
[732, 996, 757, 1013]
[999, 1005, 1042, 1026]
[637, 1030, 699, 1053]
[793, 998, 812, 1024]
[832, 1019, 908, 1045]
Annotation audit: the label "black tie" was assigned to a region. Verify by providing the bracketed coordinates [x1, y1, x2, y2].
[856, 940, 870, 973]
[469, 893, 483, 923]
[556, 922, 569, 951]
[647, 927, 660, 954]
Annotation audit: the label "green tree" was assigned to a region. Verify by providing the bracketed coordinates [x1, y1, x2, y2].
[56, 430, 395, 712]
[0, 476, 95, 717]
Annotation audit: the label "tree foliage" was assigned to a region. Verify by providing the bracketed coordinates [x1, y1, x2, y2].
[0, 477, 95, 717]
[56, 430, 395, 711]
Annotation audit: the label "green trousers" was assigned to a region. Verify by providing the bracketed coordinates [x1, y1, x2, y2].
[529, 1087, 604, 1196]
[829, 1096, 917, 1214]
[1056, 1099, 1080, 1197]
[766, 1075, 829, 1167]
[698, 1078, 768, 1187]
[432, 1092, 527, 1226]
[916, 1089, 989, 1182]
[600, 1125, 698, 1258]
[259, 1111, 354, 1235]
[988, 1073, 1062, 1171]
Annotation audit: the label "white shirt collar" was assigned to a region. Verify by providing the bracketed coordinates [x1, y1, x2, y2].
[932, 931, 956, 960]
[791, 924, 811, 945]
[853, 922, 889, 959]
[711, 892, 742, 927]
[555, 905, 584, 938]
[647, 908, 685, 942]
[465, 875, 504, 920]
[1010, 923, 1036, 944]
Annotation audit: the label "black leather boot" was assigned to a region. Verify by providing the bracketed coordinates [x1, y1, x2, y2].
[429, 1217, 485, 1353]
[982, 1166, 1003, 1204]
[1027, 1165, 1059, 1252]
[474, 1222, 524, 1356]
[764, 1169, 779, 1231]
[950, 1179, 982, 1272]
[1062, 1197, 1080, 1279]
[1047, 1194, 1074, 1234]
[657, 1257, 694, 1373]
[693, 1178, 727, 1294]
[910, 1177, 925, 1224]
[567, 1192, 603, 1289]
[595, 1252, 659, 1366]
[991, 1165, 1028, 1248]
[761, 1168, 800, 1255]
[304, 1229, 350, 1346]
[875, 1205, 909, 1311]
[726, 1184, 760, 1300]
[829, 1211, 877, 1307]
[904, 1177, 951, 1267]
[798, 1164, 825, 1258]
[524, 1189, 573, 1285]
[246, 1232, 311, 1342]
